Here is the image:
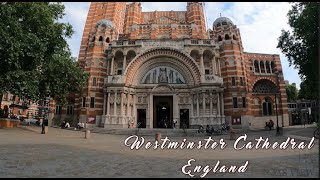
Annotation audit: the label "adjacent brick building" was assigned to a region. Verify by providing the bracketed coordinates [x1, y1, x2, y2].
[51, 2, 289, 129]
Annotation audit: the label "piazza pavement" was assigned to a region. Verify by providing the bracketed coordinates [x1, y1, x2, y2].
[0, 124, 319, 178]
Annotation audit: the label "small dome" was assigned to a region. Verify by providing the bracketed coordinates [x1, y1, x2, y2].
[213, 17, 234, 27]
[95, 19, 115, 30]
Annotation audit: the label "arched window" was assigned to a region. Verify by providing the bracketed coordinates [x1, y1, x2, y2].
[92, 77, 97, 86]
[262, 97, 272, 116]
[252, 79, 278, 94]
[98, 36, 103, 41]
[218, 35, 222, 41]
[225, 34, 230, 40]
[271, 61, 275, 73]
[233, 35, 237, 40]
[260, 61, 265, 73]
[266, 61, 271, 73]
[106, 37, 110, 43]
[254, 61, 260, 73]
[126, 50, 136, 64]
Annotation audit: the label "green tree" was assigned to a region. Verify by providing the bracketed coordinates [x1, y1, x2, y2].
[298, 79, 316, 100]
[0, 2, 88, 107]
[277, 2, 319, 100]
[286, 83, 298, 102]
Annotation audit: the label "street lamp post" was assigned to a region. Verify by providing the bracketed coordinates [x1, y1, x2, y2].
[41, 87, 50, 134]
[275, 71, 280, 135]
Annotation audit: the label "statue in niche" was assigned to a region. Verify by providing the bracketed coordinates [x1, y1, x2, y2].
[152, 69, 157, 83]
[169, 69, 174, 83]
[212, 94, 218, 104]
[144, 73, 151, 84]
[158, 68, 168, 83]
[175, 72, 185, 84]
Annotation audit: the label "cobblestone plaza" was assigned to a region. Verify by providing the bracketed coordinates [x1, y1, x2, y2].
[0, 126, 318, 178]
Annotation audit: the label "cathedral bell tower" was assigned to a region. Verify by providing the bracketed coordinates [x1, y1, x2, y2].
[211, 17, 249, 121]
[75, 2, 127, 125]
[186, 2, 208, 39]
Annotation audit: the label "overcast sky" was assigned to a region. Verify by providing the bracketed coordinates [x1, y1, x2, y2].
[59, 2, 301, 88]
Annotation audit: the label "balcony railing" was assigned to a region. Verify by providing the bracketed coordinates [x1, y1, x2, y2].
[116, 41, 123, 45]
[111, 39, 216, 48]
[191, 40, 199, 44]
[128, 40, 135, 45]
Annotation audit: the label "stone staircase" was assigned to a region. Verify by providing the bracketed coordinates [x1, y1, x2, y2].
[52, 125, 261, 137]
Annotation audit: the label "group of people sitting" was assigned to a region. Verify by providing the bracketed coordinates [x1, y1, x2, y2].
[76, 122, 85, 129]
[60, 121, 71, 129]
[60, 121, 85, 130]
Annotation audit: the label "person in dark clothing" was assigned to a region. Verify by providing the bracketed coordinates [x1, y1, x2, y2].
[60, 121, 66, 129]
[268, 119, 274, 130]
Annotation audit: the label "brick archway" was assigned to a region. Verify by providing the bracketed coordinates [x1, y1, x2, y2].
[124, 47, 201, 86]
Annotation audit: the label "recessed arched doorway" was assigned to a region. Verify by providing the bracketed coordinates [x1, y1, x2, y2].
[153, 96, 173, 128]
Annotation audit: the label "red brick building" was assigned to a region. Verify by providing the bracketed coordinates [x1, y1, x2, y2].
[50, 2, 289, 130]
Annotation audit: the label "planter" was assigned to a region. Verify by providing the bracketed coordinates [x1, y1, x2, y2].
[0, 118, 20, 128]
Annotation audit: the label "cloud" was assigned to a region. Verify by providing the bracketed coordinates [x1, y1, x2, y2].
[141, 2, 186, 11]
[59, 2, 301, 88]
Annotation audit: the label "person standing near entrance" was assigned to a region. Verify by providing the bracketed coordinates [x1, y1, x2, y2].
[173, 119, 177, 129]
[164, 117, 168, 128]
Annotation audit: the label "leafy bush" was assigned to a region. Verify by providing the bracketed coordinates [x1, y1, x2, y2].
[0, 109, 4, 118]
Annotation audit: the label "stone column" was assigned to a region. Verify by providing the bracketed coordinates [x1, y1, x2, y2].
[114, 91, 117, 116]
[149, 94, 153, 128]
[264, 61, 267, 73]
[210, 92, 213, 115]
[212, 57, 216, 75]
[202, 92, 205, 116]
[221, 92, 225, 116]
[217, 92, 221, 116]
[120, 92, 124, 117]
[269, 62, 272, 73]
[253, 61, 255, 73]
[123, 54, 127, 74]
[133, 94, 136, 124]
[259, 62, 261, 74]
[197, 93, 200, 117]
[190, 95, 194, 118]
[107, 92, 110, 116]
[218, 59, 221, 76]
[173, 94, 179, 125]
[110, 56, 115, 75]
[103, 93, 106, 115]
[127, 93, 130, 116]
[200, 53, 204, 75]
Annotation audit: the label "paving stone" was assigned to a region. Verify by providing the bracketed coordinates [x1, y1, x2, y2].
[0, 126, 318, 178]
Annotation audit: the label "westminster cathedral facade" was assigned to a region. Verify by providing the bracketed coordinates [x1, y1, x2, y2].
[51, 2, 289, 130]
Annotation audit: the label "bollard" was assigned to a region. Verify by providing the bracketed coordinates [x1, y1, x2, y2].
[85, 129, 91, 139]
[155, 132, 161, 142]
[44, 126, 49, 134]
[230, 128, 236, 140]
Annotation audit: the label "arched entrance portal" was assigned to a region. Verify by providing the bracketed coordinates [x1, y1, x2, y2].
[153, 96, 173, 128]
[103, 47, 223, 129]
[123, 47, 200, 129]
